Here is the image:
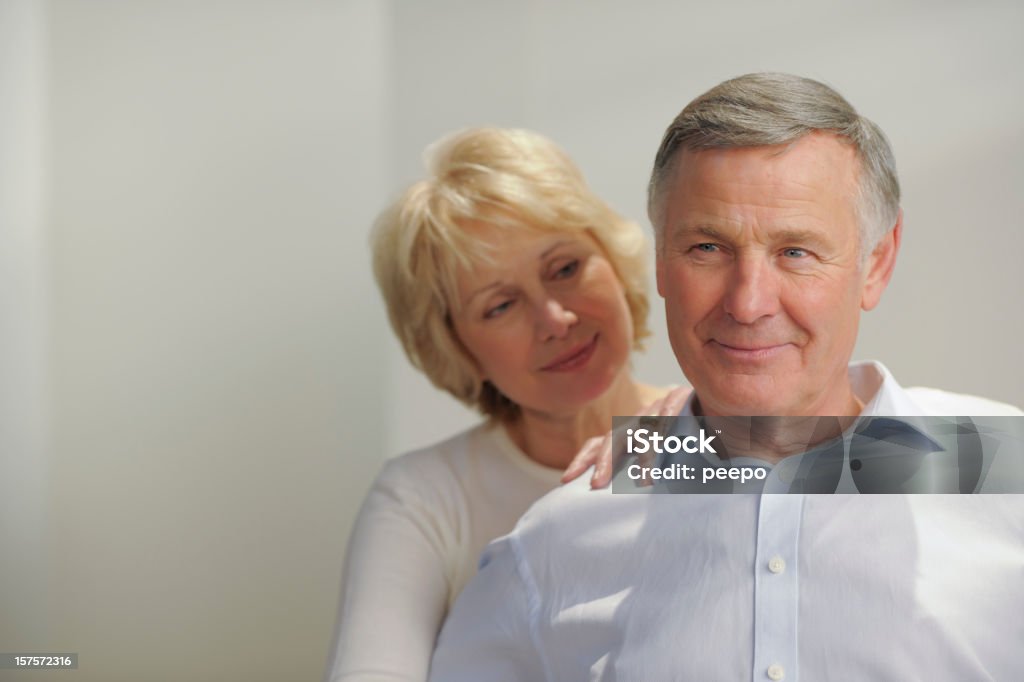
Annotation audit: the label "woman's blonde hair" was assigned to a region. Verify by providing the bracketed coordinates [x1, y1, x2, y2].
[372, 127, 650, 420]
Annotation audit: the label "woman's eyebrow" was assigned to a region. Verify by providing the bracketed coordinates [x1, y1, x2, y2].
[540, 239, 571, 258]
[463, 239, 575, 306]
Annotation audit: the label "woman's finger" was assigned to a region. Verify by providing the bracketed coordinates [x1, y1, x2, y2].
[589, 432, 615, 489]
[560, 435, 603, 484]
[565, 386, 691, 488]
[658, 385, 691, 416]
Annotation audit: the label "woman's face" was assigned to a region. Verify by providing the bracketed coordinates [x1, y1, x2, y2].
[450, 224, 634, 418]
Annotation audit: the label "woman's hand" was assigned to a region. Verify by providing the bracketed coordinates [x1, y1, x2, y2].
[560, 385, 692, 489]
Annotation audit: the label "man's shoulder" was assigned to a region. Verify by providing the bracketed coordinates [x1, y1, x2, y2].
[499, 475, 648, 558]
[904, 386, 1024, 416]
[519, 474, 611, 517]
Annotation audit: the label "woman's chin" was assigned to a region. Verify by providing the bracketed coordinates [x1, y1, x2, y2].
[530, 371, 625, 417]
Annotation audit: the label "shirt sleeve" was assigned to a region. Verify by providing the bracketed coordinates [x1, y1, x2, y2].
[428, 534, 545, 682]
[324, 460, 456, 682]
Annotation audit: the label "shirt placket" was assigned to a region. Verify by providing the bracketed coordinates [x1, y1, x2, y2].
[752, 493, 803, 682]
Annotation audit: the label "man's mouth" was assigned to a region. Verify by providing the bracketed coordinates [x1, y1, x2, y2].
[710, 340, 790, 361]
[541, 334, 599, 371]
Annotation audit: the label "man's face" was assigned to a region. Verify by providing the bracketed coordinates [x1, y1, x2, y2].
[656, 132, 897, 417]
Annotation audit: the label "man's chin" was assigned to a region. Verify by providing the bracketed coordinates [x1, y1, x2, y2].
[693, 377, 792, 416]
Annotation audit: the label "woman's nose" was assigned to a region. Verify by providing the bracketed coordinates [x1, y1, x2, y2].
[535, 298, 578, 340]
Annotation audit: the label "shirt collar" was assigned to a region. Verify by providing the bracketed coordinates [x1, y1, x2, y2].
[677, 360, 928, 418]
[667, 361, 946, 485]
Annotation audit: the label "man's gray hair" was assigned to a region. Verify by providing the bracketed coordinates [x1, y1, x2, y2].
[647, 73, 900, 259]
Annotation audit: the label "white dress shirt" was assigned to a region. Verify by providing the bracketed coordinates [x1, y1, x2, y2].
[429, 362, 1024, 682]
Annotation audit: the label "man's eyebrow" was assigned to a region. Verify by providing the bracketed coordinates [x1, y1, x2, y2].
[771, 228, 830, 248]
[671, 224, 830, 247]
[670, 224, 735, 241]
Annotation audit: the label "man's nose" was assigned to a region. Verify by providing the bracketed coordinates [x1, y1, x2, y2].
[722, 255, 781, 324]
[535, 297, 578, 340]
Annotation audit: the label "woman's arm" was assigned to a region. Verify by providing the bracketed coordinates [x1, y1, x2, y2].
[324, 460, 455, 682]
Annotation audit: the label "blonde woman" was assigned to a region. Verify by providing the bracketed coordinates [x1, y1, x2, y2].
[324, 128, 686, 681]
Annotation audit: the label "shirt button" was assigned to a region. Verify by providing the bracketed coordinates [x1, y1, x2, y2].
[768, 556, 786, 574]
[767, 663, 785, 680]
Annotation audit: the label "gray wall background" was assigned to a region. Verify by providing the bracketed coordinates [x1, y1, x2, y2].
[2, 1, 1021, 680]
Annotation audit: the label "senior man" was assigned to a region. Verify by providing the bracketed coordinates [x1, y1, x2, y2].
[428, 73, 1023, 681]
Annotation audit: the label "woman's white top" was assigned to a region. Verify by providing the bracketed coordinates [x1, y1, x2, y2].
[324, 421, 562, 682]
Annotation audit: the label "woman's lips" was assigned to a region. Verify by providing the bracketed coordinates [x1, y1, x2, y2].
[542, 334, 599, 371]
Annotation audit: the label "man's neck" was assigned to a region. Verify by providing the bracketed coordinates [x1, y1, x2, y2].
[702, 415, 857, 464]
[692, 392, 865, 464]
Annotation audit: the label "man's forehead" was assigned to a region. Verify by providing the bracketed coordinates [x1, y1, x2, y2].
[663, 135, 861, 230]
[674, 133, 860, 184]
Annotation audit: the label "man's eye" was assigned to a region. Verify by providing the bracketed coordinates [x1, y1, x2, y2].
[553, 260, 580, 279]
[694, 243, 719, 253]
[483, 300, 513, 319]
[782, 247, 808, 258]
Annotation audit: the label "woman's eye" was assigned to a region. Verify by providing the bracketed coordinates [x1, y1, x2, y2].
[553, 260, 580, 279]
[782, 247, 808, 258]
[484, 300, 513, 319]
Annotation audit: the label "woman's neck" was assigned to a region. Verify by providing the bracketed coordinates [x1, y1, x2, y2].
[503, 372, 662, 470]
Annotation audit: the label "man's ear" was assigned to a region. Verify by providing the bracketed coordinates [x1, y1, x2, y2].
[861, 209, 903, 311]
[656, 251, 667, 299]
